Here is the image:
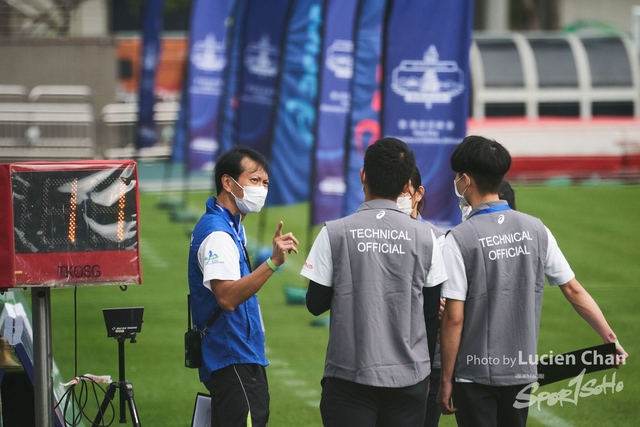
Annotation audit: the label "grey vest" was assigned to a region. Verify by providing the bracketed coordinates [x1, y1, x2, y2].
[450, 200, 548, 386]
[325, 199, 437, 387]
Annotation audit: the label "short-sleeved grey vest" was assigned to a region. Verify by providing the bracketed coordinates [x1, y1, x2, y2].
[450, 200, 548, 386]
[324, 199, 437, 388]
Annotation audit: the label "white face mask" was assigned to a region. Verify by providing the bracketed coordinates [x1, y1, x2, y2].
[454, 175, 471, 221]
[230, 177, 267, 214]
[460, 203, 473, 221]
[396, 194, 413, 215]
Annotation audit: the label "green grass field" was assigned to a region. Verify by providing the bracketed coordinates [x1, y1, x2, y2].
[17, 183, 639, 426]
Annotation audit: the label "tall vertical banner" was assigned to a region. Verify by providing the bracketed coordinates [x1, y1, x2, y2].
[171, 72, 188, 164]
[235, 0, 295, 157]
[343, 0, 387, 216]
[136, 0, 166, 149]
[310, 0, 358, 225]
[382, 0, 474, 228]
[268, 0, 323, 206]
[218, 0, 248, 154]
[186, 0, 234, 172]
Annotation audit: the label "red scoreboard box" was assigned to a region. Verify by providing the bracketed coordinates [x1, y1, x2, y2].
[0, 160, 142, 289]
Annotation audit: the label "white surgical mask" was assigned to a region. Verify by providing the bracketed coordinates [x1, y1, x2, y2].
[231, 177, 267, 214]
[454, 175, 471, 221]
[460, 203, 473, 221]
[396, 194, 413, 215]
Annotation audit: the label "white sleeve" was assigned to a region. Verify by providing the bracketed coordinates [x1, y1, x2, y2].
[425, 229, 448, 287]
[300, 226, 334, 287]
[441, 233, 468, 301]
[198, 231, 241, 291]
[544, 227, 575, 286]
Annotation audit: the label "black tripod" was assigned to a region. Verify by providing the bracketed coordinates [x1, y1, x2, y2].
[93, 333, 141, 426]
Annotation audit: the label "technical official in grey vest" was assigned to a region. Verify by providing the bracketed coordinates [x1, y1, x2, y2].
[301, 138, 448, 427]
[436, 135, 629, 427]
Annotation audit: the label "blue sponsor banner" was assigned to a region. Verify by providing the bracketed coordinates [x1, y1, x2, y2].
[268, 0, 323, 206]
[382, 0, 474, 229]
[235, 0, 294, 157]
[186, 0, 234, 172]
[342, 0, 386, 216]
[171, 83, 188, 163]
[136, 0, 166, 149]
[218, 0, 248, 154]
[310, 0, 358, 225]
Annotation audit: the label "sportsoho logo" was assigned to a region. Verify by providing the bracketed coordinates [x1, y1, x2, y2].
[391, 45, 465, 109]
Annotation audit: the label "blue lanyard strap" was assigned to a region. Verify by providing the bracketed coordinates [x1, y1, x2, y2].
[469, 204, 511, 219]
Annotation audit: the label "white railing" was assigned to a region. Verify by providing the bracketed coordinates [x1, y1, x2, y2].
[470, 33, 640, 120]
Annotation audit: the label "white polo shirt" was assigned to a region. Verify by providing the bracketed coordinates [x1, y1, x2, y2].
[198, 232, 242, 291]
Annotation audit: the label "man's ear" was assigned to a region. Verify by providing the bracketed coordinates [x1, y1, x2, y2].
[415, 185, 425, 203]
[221, 174, 234, 193]
[360, 168, 366, 184]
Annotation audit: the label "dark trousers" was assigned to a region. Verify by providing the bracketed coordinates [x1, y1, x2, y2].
[204, 364, 270, 427]
[424, 368, 441, 427]
[452, 382, 530, 427]
[320, 375, 430, 427]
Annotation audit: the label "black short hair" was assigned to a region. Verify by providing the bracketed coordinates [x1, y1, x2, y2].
[450, 135, 511, 194]
[363, 137, 415, 199]
[214, 146, 269, 195]
[499, 180, 516, 210]
[409, 167, 422, 193]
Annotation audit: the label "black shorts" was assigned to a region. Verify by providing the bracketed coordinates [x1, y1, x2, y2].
[204, 364, 270, 427]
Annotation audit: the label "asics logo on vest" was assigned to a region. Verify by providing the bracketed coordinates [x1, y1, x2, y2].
[498, 214, 505, 224]
[376, 211, 385, 219]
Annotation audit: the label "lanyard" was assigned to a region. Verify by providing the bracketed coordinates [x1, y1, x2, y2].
[468, 204, 511, 219]
[213, 202, 253, 272]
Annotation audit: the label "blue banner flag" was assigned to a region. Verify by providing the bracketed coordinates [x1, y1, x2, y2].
[219, 0, 248, 154]
[171, 83, 188, 163]
[342, 0, 387, 216]
[267, 0, 323, 206]
[234, 0, 295, 157]
[186, 0, 234, 172]
[382, 0, 474, 229]
[309, 0, 358, 225]
[136, 0, 166, 149]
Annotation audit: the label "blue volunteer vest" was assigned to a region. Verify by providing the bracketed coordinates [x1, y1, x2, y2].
[188, 196, 268, 382]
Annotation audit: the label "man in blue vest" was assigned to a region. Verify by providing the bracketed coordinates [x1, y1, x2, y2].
[437, 135, 628, 427]
[188, 146, 299, 427]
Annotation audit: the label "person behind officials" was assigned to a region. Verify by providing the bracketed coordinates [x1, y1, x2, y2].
[188, 146, 299, 427]
[396, 167, 446, 427]
[436, 135, 628, 427]
[396, 166, 425, 219]
[397, 166, 443, 364]
[301, 137, 448, 427]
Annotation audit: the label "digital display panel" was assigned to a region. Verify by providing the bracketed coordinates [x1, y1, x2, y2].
[0, 160, 142, 288]
[12, 168, 138, 254]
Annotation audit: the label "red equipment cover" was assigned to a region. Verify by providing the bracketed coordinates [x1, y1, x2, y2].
[0, 160, 142, 289]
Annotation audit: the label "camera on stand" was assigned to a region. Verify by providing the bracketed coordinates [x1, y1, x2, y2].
[96, 307, 144, 427]
[103, 307, 144, 343]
